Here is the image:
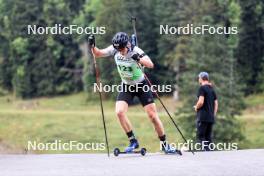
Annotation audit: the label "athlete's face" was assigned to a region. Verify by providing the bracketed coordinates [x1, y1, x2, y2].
[119, 47, 128, 55]
[198, 77, 202, 85]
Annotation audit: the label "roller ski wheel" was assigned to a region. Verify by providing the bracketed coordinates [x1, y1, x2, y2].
[113, 147, 147, 156]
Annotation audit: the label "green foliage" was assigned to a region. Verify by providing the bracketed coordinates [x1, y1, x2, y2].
[1, 0, 262, 100]
[0, 0, 83, 98]
[236, 0, 264, 94]
[177, 0, 245, 145]
[214, 117, 244, 144]
[0, 93, 262, 153]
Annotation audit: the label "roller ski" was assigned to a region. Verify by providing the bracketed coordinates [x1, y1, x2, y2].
[114, 139, 147, 156]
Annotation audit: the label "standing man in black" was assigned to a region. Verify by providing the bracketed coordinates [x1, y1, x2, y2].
[194, 72, 218, 151]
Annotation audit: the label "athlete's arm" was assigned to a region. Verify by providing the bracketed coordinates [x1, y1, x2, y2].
[213, 90, 218, 117]
[139, 56, 154, 68]
[92, 45, 115, 58]
[132, 46, 154, 68]
[92, 47, 106, 58]
[214, 100, 218, 116]
[88, 35, 115, 58]
[194, 96, 204, 112]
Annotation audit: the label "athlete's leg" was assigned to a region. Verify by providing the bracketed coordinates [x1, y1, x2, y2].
[116, 85, 139, 152]
[205, 122, 213, 144]
[197, 121, 207, 150]
[138, 81, 179, 153]
[138, 81, 168, 149]
[205, 122, 213, 151]
[116, 100, 139, 152]
[115, 101, 132, 133]
[144, 102, 179, 152]
[144, 103, 165, 137]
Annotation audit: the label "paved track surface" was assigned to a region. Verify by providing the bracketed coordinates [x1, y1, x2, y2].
[0, 149, 263, 176]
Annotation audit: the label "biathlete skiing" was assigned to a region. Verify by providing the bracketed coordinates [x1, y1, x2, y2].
[88, 32, 180, 154]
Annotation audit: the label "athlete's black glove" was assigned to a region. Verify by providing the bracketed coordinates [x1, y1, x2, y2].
[131, 53, 140, 62]
[88, 35, 95, 47]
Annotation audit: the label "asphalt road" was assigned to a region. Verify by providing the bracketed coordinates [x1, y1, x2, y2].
[0, 149, 263, 176]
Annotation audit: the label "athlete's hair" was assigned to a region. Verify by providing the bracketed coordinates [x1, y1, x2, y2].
[198, 72, 209, 81]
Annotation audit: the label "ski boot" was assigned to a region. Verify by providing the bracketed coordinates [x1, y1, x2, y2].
[162, 144, 182, 155]
[125, 139, 139, 153]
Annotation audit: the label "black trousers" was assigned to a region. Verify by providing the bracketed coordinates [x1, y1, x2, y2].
[197, 121, 214, 151]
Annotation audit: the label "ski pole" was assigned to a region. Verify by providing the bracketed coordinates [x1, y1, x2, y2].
[130, 16, 194, 154]
[87, 36, 110, 157]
